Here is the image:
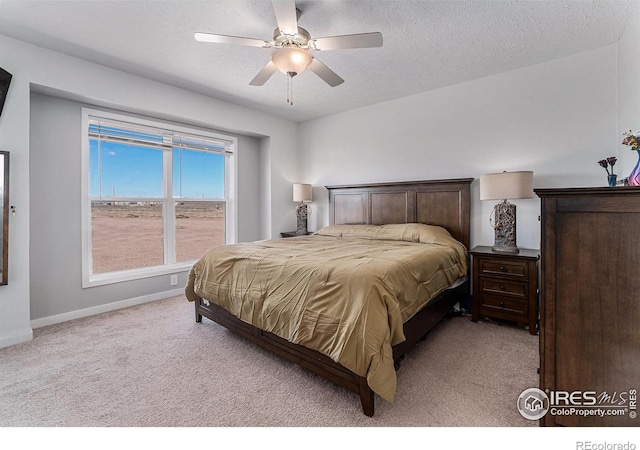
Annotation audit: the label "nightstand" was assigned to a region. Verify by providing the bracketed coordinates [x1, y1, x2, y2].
[470, 246, 539, 335]
[280, 231, 311, 238]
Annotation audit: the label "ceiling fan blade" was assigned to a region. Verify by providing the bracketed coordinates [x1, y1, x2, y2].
[309, 58, 344, 87]
[249, 61, 278, 86]
[310, 32, 383, 51]
[271, 0, 298, 35]
[194, 32, 270, 48]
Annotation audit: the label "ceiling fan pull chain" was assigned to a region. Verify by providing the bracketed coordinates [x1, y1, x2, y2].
[287, 71, 295, 106]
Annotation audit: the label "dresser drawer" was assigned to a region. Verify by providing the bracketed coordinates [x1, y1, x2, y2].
[478, 278, 527, 299]
[478, 258, 528, 279]
[480, 294, 527, 315]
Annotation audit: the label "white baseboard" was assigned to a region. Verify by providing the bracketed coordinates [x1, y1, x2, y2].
[30, 288, 185, 329]
[0, 327, 34, 349]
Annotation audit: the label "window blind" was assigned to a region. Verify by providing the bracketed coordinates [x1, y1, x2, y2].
[88, 117, 234, 154]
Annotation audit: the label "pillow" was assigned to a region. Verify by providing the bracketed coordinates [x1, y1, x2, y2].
[313, 224, 352, 237]
[314, 223, 468, 264]
[315, 223, 453, 244]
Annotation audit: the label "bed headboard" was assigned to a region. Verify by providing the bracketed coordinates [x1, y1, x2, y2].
[326, 178, 473, 250]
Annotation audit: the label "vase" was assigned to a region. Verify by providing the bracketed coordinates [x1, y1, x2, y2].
[629, 150, 640, 186]
[608, 174, 617, 187]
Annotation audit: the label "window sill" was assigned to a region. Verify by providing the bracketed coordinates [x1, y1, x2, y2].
[83, 261, 196, 288]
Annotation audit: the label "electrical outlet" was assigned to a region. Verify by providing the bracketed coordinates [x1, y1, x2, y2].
[170, 274, 178, 286]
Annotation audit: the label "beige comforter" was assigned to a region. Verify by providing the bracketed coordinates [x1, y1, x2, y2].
[185, 223, 468, 402]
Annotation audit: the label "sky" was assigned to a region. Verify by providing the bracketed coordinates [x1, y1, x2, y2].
[89, 140, 226, 199]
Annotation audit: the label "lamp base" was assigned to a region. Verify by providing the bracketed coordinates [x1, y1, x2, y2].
[296, 203, 309, 235]
[491, 243, 520, 254]
[491, 200, 519, 254]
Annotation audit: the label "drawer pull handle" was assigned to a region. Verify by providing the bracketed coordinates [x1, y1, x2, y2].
[500, 301, 505, 307]
[500, 285, 505, 290]
[500, 266, 506, 271]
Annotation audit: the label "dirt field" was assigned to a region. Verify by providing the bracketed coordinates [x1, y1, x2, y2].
[91, 202, 225, 274]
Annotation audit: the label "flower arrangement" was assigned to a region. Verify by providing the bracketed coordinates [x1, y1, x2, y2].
[598, 157, 617, 176]
[623, 129, 640, 186]
[622, 130, 640, 150]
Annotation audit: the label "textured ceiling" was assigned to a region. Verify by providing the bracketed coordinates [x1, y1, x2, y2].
[0, 0, 633, 123]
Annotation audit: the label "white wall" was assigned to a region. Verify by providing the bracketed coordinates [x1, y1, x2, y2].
[0, 38, 32, 347]
[618, 1, 640, 176]
[298, 45, 618, 251]
[0, 34, 298, 348]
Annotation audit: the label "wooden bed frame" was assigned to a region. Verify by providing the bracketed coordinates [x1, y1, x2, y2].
[194, 178, 472, 416]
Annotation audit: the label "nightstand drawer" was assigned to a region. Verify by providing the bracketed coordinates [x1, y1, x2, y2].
[480, 294, 527, 315]
[482, 295, 527, 316]
[479, 278, 527, 299]
[478, 259, 528, 279]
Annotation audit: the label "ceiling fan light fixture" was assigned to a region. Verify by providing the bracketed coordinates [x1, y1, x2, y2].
[196, 0, 381, 103]
[271, 47, 312, 76]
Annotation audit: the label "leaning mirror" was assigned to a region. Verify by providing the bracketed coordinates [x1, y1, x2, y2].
[0, 151, 8, 285]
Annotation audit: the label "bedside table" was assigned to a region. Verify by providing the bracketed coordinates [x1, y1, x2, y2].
[280, 231, 311, 238]
[470, 246, 539, 335]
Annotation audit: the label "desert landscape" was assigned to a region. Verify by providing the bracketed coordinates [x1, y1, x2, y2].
[91, 201, 225, 274]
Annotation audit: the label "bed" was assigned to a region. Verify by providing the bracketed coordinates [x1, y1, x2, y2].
[185, 178, 472, 416]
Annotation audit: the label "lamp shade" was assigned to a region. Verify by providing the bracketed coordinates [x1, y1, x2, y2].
[271, 47, 313, 76]
[293, 183, 312, 202]
[480, 171, 534, 201]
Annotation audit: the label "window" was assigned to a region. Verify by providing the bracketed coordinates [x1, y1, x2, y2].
[82, 109, 237, 287]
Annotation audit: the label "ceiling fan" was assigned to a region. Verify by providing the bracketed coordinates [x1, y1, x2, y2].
[194, 0, 383, 104]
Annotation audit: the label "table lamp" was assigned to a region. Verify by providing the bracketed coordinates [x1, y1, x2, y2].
[293, 183, 312, 235]
[480, 171, 533, 253]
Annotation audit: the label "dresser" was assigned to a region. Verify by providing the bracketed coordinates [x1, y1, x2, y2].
[536, 187, 640, 427]
[470, 246, 539, 335]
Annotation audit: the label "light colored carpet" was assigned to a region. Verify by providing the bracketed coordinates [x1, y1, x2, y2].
[0, 295, 539, 427]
